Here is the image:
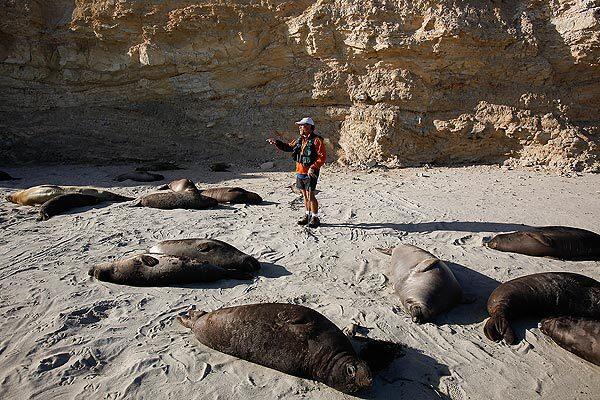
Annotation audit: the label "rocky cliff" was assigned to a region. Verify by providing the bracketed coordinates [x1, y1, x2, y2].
[1, 0, 599, 172]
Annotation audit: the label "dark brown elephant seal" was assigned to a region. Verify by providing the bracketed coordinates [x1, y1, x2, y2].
[149, 238, 260, 272]
[6, 185, 132, 206]
[484, 272, 600, 344]
[177, 303, 372, 393]
[200, 187, 262, 204]
[540, 316, 600, 366]
[381, 244, 462, 323]
[157, 178, 198, 193]
[38, 193, 101, 221]
[0, 171, 19, 180]
[89, 254, 253, 286]
[133, 191, 217, 209]
[485, 226, 600, 260]
[115, 171, 164, 182]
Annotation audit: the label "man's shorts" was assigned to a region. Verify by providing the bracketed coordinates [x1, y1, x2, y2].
[296, 173, 318, 191]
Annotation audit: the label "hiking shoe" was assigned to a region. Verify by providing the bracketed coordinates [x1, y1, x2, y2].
[297, 215, 310, 225]
[308, 216, 320, 228]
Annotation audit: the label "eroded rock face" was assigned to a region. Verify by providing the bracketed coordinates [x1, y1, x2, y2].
[0, 0, 598, 172]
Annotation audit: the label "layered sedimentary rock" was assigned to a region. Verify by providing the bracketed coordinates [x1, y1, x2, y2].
[0, 0, 598, 172]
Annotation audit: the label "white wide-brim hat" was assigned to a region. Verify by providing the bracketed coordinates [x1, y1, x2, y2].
[295, 117, 314, 126]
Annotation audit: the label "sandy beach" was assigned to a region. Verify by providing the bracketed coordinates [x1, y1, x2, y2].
[0, 163, 598, 400]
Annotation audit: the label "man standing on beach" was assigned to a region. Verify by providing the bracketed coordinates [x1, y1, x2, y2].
[267, 117, 327, 228]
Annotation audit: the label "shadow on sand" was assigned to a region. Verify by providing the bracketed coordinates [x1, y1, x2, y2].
[322, 221, 537, 234]
[435, 261, 501, 325]
[349, 336, 451, 399]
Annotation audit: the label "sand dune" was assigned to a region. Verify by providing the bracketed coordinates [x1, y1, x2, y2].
[0, 164, 598, 399]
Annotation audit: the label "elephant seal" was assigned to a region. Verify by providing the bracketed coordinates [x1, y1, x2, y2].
[157, 178, 198, 193]
[38, 193, 101, 221]
[177, 303, 372, 393]
[148, 238, 260, 272]
[135, 162, 183, 171]
[540, 316, 600, 366]
[0, 171, 19, 180]
[89, 254, 253, 286]
[132, 191, 217, 209]
[115, 171, 164, 182]
[484, 272, 600, 345]
[6, 185, 133, 206]
[382, 244, 462, 323]
[200, 187, 262, 204]
[485, 226, 600, 260]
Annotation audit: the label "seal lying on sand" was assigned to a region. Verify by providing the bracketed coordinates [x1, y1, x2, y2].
[379, 244, 462, 323]
[200, 187, 262, 204]
[484, 272, 600, 344]
[89, 254, 253, 286]
[157, 178, 198, 193]
[540, 316, 600, 366]
[148, 238, 260, 272]
[115, 171, 164, 182]
[177, 303, 372, 394]
[6, 185, 133, 206]
[485, 226, 600, 260]
[0, 171, 19, 181]
[38, 194, 101, 221]
[132, 191, 217, 209]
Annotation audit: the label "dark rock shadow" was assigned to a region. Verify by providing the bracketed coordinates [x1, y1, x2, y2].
[435, 261, 501, 325]
[257, 262, 291, 279]
[349, 336, 451, 399]
[322, 221, 537, 234]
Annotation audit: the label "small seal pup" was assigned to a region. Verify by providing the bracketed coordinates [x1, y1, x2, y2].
[379, 244, 462, 323]
[200, 187, 262, 204]
[485, 226, 600, 260]
[6, 185, 133, 206]
[157, 178, 198, 193]
[484, 272, 600, 344]
[38, 193, 101, 221]
[115, 171, 164, 182]
[177, 303, 373, 394]
[89, 254, 253, 286]
[132, 191, 217, 209]
[540, 316, 600, 366]
[148, 238, 260, 272]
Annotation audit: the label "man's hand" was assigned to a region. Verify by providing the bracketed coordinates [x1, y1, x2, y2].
[308, 167, 317, 178]
[266, 138, 277, 146]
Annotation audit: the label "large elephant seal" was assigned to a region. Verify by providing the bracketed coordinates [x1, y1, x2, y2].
[177, 303, 372, 393]
[382, 244, 462, 323]
[115, 171, 164, 182]
[200, 187, 262, 204]
[157, 178, 198, 193]
[6, 185, 133, 206]
[38, 193, 101, 221]
[132, 191, 217, 209]
[484, 272, 600, 344]
[89, 254, 253, 286]
[148, 238, 260, 272]
[540, 316, 600, 366]
[485, 226, 600, 260]
[0, 171, 19, 181]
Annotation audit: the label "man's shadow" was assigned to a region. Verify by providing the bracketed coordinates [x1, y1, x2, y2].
[321, 221, 536, 234]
